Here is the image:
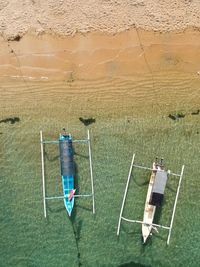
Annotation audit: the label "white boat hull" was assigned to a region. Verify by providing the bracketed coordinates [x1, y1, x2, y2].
[142, 170, 156, 243]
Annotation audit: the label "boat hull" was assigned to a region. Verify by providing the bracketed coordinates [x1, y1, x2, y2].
[142, 170, 156, 243]
[62, 175, 74, 216]
[59, 133, 75, 216]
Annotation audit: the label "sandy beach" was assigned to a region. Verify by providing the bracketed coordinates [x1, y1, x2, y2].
[1, 0, 200, 39]
[0, 1, 200, 82]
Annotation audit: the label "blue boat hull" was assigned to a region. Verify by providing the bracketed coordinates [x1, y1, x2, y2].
[62, 175, 74, 216]
[59, 133, 75, 216]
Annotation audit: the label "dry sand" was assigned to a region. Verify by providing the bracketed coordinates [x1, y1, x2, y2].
[1, 0, 200, 39]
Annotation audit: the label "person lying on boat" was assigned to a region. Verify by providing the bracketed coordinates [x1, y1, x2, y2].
[153, 162, 162, 171]
[153, 162, 158, 171]
[62, 128, 70, 138]
[153, 158, 164, 171]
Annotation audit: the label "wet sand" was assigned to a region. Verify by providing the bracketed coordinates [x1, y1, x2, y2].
[1, 29, 200, 81]
[0, 28, 200, 117]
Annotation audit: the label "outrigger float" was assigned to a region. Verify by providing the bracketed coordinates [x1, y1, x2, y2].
[117, 153, 184, 245]
[40, 129, 95, 218]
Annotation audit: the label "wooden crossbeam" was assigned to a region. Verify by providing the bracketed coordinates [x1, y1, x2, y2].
[121, 217, 170, 230]
[133, 164, 181, 177]
[46, 194, 93, 200]
[73, 139, 88, 143]
[42, 140, 59, 144]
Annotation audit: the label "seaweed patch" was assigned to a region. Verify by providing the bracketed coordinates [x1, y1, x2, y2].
[119, 262, 151, 267]
[191, 109, 200, 115]
[0, 117, 20, 124]
[79, 117, 96, 126]
[71, 218, 83, 267]
[168, 113, 185, 121]
[7, 34, 22, 42]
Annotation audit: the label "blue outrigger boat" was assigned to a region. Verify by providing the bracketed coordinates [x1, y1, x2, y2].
[59, 131, 75, 216]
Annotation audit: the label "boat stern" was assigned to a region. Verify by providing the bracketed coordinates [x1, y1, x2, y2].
[143, 235, 148, 244]
[64, 197, 74, 217]
[142, 223, 152, 244]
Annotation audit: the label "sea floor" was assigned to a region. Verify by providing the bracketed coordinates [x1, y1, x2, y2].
[0, 71, 200, 267]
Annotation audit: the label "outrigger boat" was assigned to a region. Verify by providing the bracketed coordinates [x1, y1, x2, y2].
[40, 129, 95, 219]
[59, 130, 75, 216]
[142, 158, 167, 243]
[117, 153, 185, 245]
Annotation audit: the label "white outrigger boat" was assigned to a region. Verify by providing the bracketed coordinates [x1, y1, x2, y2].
[142, 159, 167, 243]
[117, 153, 185, 245]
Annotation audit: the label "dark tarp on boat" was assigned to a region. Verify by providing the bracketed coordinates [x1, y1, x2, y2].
[150, 170, 168, 207]
[59, 140, 74, 176]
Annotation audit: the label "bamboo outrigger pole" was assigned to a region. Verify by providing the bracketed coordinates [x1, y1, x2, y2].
[88, 129, 95, 214]
[40, 130, 47, 218]
[167, 164, 185, 245]
[117, 153, 135, 236]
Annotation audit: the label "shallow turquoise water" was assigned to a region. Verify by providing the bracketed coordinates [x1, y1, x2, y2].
[0, 74, 200, 267]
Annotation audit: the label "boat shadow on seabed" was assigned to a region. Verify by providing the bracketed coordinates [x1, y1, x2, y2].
[70, 146, 96, 267]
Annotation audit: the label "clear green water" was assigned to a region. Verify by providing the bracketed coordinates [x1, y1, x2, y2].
[0, 72, 200, 267]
